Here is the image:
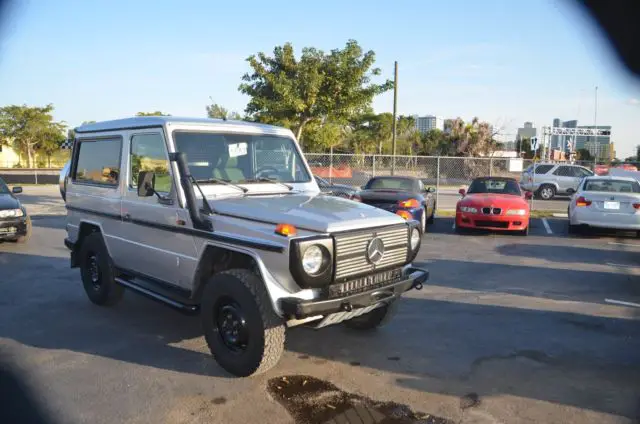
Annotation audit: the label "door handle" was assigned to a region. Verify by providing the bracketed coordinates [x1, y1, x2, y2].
[123, 213, 131, 222]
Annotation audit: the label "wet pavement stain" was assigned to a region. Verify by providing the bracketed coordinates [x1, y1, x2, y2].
[211, 397, 227, 405]
[387, 356, 401, 361]
[349, 361, 361, 366]
[459, 393, 480, 410]
[267, 375, 453, 424]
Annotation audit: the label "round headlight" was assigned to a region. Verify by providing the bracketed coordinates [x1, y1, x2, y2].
[410, 228, 421, 250]
[302, 245, 324, 275]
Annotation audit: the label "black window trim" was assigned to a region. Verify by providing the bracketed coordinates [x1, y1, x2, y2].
[128, 131, 175, 196]
[71, 135, 124, 189]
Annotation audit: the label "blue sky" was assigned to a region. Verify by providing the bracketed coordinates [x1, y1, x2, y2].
[1, 0, 639, 156]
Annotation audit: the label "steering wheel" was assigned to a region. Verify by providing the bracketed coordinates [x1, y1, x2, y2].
[255, 166, 280, 179]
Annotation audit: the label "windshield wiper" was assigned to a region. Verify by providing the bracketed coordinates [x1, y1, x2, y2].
[242, 177, 293, 191]
[195, 178, 248, 193]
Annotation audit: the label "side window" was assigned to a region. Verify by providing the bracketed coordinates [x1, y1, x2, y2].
[534, 164, 553, 174]
[73, 138, 122, 186]
[553, 166, 572, 177]
[577, 167, 593, 177]
[130, 133, 171, 193]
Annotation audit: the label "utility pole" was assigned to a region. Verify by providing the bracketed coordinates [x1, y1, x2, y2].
[391, 61, 398, 175]
[594, 86, 598, 164]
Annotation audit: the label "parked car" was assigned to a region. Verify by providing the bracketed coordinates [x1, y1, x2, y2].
[520, 162, 593, 200]
[356, 176, 436, 232]
[314, 175, 358, 199]
[456, 177, 532, 235]
[60, 116, 428, 377]
[568, 175, 640, 234]
[0, 177, 31, 243]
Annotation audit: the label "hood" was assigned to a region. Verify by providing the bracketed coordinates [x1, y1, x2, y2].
[460, 193, 527, 207]
[0, 194, 20, 210]
[358, 189, 418, 202]
[207, 193, 406, 233]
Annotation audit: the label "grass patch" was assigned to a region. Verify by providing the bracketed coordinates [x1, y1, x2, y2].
[436, 209, 563, 218]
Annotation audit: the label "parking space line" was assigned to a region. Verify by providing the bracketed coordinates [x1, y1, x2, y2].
[541, 218, 552, 234]
[605, 298, 640, 308]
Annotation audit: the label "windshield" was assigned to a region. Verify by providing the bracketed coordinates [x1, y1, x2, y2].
[583, 179, 640, 193]
[366, 177, 415, 191]
[0, 178, 9, 194]
[172, 132, 311, 184]
[467, 178, 522, 196]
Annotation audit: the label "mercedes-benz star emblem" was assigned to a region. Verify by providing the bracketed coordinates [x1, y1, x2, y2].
[366, 237, 385, 264]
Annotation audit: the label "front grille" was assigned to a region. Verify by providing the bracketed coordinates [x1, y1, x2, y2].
[334, 225, 408, 280]
[482, 207, 502, 215]
[474, 220, 509, 228]
[328, 268, 403, 298]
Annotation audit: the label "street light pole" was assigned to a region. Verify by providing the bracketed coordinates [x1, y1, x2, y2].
[594, 86, 598, 164]
[391, 61, 398, 176]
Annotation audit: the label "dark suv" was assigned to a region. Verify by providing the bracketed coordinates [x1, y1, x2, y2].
[0, 177, 31, 243]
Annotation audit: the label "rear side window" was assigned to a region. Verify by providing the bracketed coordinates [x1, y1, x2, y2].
[553, 166, 575, 177]
[73, 138, 122, 186]
[533, 164, 553, 174]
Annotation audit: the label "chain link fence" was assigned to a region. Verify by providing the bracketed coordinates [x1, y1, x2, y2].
[306, 153, 599, 212]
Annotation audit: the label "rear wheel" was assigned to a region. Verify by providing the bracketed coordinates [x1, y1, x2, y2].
[537, 185, 556, 200]
[344, 302, 398, 331]
[420, 209, 427, 232]
[201, 269, 285, 377]
[79, 232, 124, 306]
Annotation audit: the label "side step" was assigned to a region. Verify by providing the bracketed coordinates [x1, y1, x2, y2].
[115, 277, 199, 314]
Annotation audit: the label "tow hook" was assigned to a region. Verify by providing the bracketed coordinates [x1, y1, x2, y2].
[340, 302, 353, 312]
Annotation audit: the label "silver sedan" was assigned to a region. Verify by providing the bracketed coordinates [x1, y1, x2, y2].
[568, 176, 640, 233]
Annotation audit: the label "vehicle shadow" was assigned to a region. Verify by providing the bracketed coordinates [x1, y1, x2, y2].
[1, 251, 639, 419]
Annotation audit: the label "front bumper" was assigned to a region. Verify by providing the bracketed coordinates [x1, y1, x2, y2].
[456, 213, 529, 231]
[280, 267, 428, 319]
[0, 217, 28, 240]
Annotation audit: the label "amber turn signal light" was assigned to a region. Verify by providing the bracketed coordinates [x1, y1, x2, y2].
[396, 210, 412, 220]
[398, 198, 420, 208]
[275, 223, 297, 237]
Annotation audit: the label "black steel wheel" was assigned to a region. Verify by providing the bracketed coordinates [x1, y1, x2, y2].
[201, 269, 285, 377]
[79, 232, 123, 306]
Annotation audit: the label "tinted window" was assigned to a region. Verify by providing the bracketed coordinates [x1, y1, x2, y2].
[130, 133, 171, 193]
[553, 166, 573, 177]
[534, 164, 554, 174]
[584, 179, 640, 193]
[0, 178, 8, 194]
[467, 178, 521, 196]
[576, 167, 593, 177]
[366, 178, 415, 191]
[74, 138, 122, 186]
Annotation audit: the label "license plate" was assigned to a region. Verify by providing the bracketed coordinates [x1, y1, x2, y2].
[604, 201, 620, 210]
[0, 227, 16, 233]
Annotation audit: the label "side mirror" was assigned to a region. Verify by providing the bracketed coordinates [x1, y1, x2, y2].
[525, 191, 533, 199]
[427, 187, 436, 193]
[12, 186, 23, 194]
[458, 188, 466, 196]
[137, 171, 156, 197]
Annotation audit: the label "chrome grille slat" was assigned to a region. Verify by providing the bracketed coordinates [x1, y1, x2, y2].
[334, 225, 408, 280]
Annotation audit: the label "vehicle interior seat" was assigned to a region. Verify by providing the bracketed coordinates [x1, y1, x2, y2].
[213, 154, 247, 181]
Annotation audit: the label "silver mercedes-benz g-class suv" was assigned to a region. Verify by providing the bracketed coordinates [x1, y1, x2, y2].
[60, 117, 428, 377]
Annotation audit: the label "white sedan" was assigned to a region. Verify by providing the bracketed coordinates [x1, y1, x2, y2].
[568, 176, 640, 234]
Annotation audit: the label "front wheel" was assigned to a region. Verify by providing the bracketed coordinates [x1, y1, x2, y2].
[537, 185, 556, 200]
[344, 301, 398, 331]
[79, 232, 124, 306]
[201, 269, 285, 377]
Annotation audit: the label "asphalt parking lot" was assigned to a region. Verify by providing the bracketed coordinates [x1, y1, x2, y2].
[1, 186, 639, 424]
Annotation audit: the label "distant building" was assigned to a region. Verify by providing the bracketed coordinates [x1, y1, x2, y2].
[575, 125, 613, 160]
[413, 115, 444, 134]
[516, 122, 537, 142]
[551, 118, 578, 151]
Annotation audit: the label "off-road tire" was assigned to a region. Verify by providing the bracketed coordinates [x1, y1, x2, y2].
[537, 184, 556, 200]
[201, 269, 285, 377]
[343, 301, 398, 331]
[79, 232, 124, 306]
[16, 216, 32, 243]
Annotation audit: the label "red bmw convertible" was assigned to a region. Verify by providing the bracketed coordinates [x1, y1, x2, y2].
[456, 177, 533, 235]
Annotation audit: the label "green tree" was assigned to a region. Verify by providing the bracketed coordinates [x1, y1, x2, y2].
[420, 129, 448, 155]
[136, 111, 170, 116]
[0, 104, 66, 167]
[206, 102, 242, 120]
[239, 40, 393, 141]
